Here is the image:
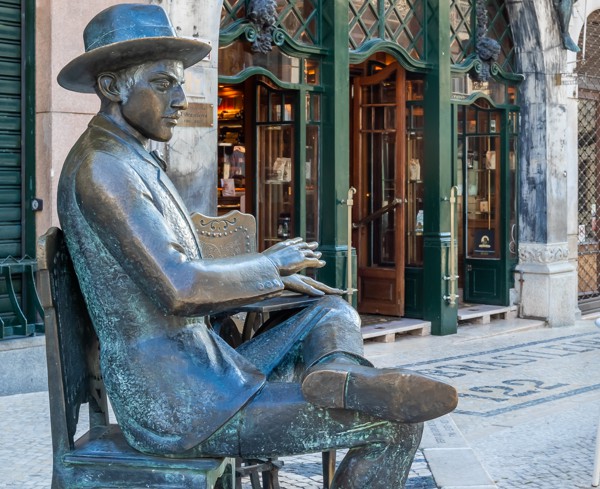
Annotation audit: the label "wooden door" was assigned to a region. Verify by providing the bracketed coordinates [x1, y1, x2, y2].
[352, 63, 406, 316]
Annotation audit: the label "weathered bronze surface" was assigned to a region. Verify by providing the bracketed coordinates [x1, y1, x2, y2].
[56, 4, 458, 487]
[554, 0, 580, 52]
[39, 227, 234, 489]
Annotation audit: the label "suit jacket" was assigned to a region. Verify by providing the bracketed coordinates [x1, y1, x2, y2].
[58, 114, 286, 455]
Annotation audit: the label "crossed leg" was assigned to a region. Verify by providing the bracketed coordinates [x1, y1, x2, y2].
[196, 381, 424, 489]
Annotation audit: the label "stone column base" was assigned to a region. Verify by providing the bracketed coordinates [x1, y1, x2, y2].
[516, 242, 577, 327]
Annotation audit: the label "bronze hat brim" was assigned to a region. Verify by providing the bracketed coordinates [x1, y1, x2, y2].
[58, 37, 211, 93]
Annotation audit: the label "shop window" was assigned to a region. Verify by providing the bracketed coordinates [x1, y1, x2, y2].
[256, 83, 297, 250]
[406, 102, 424, 267]
[219, 41, 301, 84]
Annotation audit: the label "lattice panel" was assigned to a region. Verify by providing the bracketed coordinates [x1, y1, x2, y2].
[450, 0, 473, 64]
[486, 0, 515, 73]
[349, 0, 424, 59]
[577, 10, 600, 305]
[277, 0, 318, 45]
[221, 0, 319, 46]
[221, 0, 246, 28]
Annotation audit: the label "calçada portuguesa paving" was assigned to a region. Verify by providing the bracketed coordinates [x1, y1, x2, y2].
[1, 317, 600, 488]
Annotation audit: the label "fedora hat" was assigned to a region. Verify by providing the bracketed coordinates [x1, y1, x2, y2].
[58, 3, 211, 93]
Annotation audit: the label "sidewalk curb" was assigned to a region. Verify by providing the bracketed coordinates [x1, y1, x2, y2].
[421, 416, 497, 489]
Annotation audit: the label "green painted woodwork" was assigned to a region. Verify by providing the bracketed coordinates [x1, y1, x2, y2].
[216, 0, 522, 317]
[315, 0, 351, 290]
[404, 266, 423, 318]
[220, 0, 321, 48]
[0, 0, 22, 264]
[0, 0, 41, 339]
[455, 101, 519, 307]
[220, 0, 246, 29]
[422, 0, 457, 335]
[348, 0, 425, 60]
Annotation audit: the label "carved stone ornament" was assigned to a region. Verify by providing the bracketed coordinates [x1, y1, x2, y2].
[470, 0, 501, 82]
[247, 0, 278, 54]
[518, 243, 570, 264]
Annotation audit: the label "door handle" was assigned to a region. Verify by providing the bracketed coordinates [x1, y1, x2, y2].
[444, 186, 459, 306]
[352, 198, 403, 229]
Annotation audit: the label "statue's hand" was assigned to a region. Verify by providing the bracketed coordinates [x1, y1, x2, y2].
[263, 238, 325, 276]
[281, 274, 344, 296]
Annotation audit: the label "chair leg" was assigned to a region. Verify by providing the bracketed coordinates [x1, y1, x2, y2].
[249, 471, 262, 489]
[322, 450, 336, 489]
[261, 463, 281, 489]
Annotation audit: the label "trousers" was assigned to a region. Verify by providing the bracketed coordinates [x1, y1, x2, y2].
[190, 296, 423, 488]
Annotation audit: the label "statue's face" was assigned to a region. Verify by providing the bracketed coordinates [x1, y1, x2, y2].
[119, 59, 187, 142]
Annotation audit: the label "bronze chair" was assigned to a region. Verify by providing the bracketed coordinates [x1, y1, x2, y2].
[38, 227, 234, 489]
[191, 210, 337, 489]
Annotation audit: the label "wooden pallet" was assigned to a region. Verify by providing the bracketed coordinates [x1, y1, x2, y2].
[457, 304, 517, 325]
[362, 319, 431, 343]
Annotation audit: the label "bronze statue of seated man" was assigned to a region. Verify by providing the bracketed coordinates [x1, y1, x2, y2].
[56, 4, 457, 487]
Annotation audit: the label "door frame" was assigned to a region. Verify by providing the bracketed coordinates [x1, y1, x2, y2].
[351, 61, 406, 316]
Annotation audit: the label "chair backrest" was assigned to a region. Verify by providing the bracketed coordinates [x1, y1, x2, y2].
[38, 227, 108, 455]
[191, 210, 257, 258]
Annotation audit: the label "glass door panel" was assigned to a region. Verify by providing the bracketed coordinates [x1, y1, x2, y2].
[352, 61, 405, 316]
[256, 81, 296, 250]
[406, 104, 424, 266]
[257, 125, 295, 250]
[466, 135, 500, 258]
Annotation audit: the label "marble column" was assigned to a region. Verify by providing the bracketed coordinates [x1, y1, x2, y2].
[506, 0, 578, 326]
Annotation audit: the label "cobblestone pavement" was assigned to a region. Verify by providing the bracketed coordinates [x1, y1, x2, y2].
[0, 390, 434, 489]
[368, 317, 600, 489]
[3, 318, 600, 488]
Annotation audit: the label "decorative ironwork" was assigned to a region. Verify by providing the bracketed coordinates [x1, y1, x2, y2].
[246, 0, 278, 53]
[471, 0, 500, 81]
[450, 0, 515, 74]
[222, 0, 320, 48]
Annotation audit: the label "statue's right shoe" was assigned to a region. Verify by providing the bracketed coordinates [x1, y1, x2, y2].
[301, 364, 458, 423]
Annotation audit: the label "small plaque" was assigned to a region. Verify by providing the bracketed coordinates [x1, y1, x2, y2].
[179, 103, 214, 128]
[474, 229, 495, 255]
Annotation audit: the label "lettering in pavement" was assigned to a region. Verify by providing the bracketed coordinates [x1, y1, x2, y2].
[416, 336, 600, 379]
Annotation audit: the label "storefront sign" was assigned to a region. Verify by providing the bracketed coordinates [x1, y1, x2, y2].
[474, 229, 495, 255]
[179, 103, 214, 127]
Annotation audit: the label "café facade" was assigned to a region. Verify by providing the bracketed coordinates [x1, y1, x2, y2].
[0, 0, 587, 343]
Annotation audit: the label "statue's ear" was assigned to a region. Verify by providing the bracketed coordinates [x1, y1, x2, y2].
[96, 73, 122, 103]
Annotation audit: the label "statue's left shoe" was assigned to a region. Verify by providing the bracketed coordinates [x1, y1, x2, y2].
[301, 364, 458, 423]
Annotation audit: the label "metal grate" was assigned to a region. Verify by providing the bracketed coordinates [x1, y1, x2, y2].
[576, 10, 600, 310]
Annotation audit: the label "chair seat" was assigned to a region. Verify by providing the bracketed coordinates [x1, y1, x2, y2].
[66, 424, 227, 472]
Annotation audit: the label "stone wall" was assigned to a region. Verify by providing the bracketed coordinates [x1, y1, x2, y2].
[35, 0, 223, 238]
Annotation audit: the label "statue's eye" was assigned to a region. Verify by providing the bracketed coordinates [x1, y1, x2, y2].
[154, 80, 171, 91]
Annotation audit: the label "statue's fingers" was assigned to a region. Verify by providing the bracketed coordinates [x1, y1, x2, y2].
[302, 276, 345, 295]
